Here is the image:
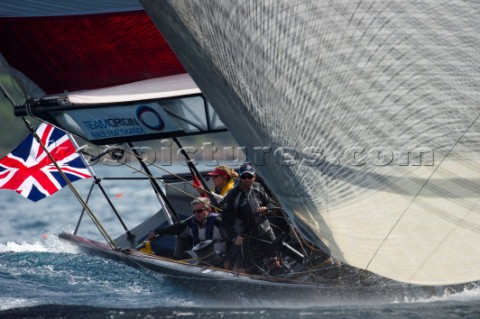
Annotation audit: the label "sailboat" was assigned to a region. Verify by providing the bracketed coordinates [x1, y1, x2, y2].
[6, 69, 466, 301]
[1, 0, 479, 295]
[6, 70, 355, 292]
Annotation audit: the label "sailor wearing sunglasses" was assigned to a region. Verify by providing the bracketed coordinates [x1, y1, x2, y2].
[221, 162, 277, 274]
[141, 197, 228, 265]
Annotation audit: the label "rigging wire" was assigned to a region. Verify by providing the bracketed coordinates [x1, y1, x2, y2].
[86, 144, 223, 212]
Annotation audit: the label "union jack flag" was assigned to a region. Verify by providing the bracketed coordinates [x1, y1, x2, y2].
[0, 123, 91, 202]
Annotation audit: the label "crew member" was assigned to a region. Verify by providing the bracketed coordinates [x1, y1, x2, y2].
[139, 197, 228, 265]
[221, 162, 277, 273]
[195, 165, 238, 210]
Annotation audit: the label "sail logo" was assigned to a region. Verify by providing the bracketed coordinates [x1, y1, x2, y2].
[81, 116, 145, 139]
[136, 105, 166, 131]
[83, 118, 140, 129]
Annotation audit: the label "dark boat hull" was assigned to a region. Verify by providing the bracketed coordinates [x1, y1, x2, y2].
[58, 232, 326, 299]
[58, 232, 464, 304]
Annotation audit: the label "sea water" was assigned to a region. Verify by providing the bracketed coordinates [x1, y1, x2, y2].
[0, 166, 480, 318]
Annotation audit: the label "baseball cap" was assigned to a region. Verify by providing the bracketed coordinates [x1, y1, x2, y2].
[239, 162, 255, 176]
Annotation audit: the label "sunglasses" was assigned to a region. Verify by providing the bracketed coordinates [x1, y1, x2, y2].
[193, 208, 207, 214]
[241, 174, 254, 180]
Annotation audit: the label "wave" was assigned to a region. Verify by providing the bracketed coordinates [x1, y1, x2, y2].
[2, 301, 480, 319]
[1, 238, 480, 312]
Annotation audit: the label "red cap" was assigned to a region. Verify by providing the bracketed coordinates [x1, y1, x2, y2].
[207, 168, 229, 178]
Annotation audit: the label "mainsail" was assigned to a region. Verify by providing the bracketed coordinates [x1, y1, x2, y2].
[140, 0, 480, 285]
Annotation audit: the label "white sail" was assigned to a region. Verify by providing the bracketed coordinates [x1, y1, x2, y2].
[140, 0, 480, 285]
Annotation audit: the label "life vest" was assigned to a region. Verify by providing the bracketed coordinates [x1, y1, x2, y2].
[210, 179, 236, 212]
[213, 178, 235, 197]
[189, 213, 220, 245]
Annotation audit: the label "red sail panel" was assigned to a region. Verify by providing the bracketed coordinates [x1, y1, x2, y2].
[0, 11, 185, 95]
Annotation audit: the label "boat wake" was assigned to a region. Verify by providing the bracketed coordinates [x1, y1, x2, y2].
[0, 241, 49, 253]
[0, 234, 78, 254]
[402, 282, 480, 304]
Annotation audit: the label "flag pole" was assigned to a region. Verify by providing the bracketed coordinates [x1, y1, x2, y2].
[21, 118, 117, 250]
